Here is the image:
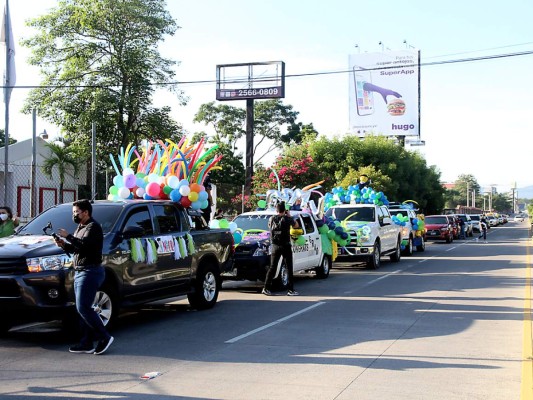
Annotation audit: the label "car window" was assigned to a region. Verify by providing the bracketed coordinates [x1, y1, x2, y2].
[300, 214, 315, 234]
[153, 204, 181, 234]
[122, 207, 153, 235]
[425, 216, 449, 225]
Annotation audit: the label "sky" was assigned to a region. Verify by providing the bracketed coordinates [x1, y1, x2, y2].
[3, 0, 533, 195]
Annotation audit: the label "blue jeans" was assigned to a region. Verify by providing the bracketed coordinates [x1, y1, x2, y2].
[74, 266, 110, 345]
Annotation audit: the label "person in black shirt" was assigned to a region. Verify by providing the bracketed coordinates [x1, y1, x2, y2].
[263, 201, 300, 296]
[202, 173, 213, 224]
[54, 199, 113, 355]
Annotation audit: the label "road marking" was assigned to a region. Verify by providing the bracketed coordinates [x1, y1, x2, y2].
[521, 239, 533, 399]
[445, 246, 456, 252]
[225, 302, 325, 344]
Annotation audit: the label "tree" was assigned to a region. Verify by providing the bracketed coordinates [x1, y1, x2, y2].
[193, 99, 300, 165]
[41, 142, 80, 204]
[21, 0, 185, 170]
[453, 174, 480, 207]
[491, 193, 512, 213]
[0, 129, 17, 147]
[282, 122, 319, 145]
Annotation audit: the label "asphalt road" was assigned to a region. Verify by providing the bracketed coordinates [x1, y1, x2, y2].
[0, 220, 531, 400]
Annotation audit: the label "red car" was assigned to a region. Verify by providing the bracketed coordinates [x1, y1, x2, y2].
[424, 215, 454, 243]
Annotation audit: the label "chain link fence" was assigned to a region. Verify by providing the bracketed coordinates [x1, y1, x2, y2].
[1, 159, 250, 223]
[0, 161, 112, 224]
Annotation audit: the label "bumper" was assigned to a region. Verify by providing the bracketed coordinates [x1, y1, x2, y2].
[336, 245, 374, 259]
[222, 255, 270, 281]
[0, 270, 74, 323]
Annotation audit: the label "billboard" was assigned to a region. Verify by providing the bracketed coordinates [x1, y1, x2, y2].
[349, 50, 420, 137]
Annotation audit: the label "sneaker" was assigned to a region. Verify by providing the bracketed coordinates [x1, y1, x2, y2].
[94, 336, 114, 355]
[69, 343, 95, 354]
[262, 288, 272, 296]
[287, 290, 299, 296]
[475, 238, 479, 242]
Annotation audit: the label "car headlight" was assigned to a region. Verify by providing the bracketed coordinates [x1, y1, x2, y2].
[401, 227, 409, 237]
[27, 254, 73, 273]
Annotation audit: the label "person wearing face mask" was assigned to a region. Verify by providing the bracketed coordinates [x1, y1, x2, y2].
[54, 199, 113, 355]
[0, 206, 17, 238]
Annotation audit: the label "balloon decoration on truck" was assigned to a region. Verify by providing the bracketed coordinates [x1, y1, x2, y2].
[108, 137, 222, 210]
[323, 185, 389, 211]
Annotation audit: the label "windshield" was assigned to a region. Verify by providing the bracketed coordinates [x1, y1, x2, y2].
[17, 203, 122, 236]
[233, 214, 271, 231]
[425, 216, 448, 225]
[470, 215, 480, 221]
[326, 207, 374, 222]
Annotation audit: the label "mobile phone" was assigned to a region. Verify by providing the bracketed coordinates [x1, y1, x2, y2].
[353, 69, 374, 116]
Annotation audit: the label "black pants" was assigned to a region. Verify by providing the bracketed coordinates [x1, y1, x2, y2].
[264, 244, 294, 291]
[478, 229, 487, 240]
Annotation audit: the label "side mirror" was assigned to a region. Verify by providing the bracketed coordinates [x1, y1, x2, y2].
[121, 225, 145, 239]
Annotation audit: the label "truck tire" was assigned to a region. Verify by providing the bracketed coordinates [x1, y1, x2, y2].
[416, 237, 425, 252]
[401, 236, 413, 256]
[273, 261, 289, 291]
[62, 280, 118, 333]
[366, 241, 381, 270]
[389, 237, 402, 262]
[315, 255, 331, 279]
[188, 263, 220, 310]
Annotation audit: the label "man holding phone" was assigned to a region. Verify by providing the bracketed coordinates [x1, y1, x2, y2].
[263, 201, 300, 296]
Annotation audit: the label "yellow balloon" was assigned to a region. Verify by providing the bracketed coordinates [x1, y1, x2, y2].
[188, 191, 199, 202]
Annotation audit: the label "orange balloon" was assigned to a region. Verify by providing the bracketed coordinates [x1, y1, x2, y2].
[189, 183, 201, 193]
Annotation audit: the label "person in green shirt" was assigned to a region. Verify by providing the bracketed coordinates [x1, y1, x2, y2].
[0, 206, 18, 238]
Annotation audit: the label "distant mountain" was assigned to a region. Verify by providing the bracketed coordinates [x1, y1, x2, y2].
[518, 185, 533, 199]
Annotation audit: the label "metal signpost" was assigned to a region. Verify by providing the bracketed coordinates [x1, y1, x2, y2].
[215, 61, 285, 195]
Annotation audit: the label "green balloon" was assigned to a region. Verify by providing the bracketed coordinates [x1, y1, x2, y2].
[219, 219, 230, 229]
[318, 225, 329, 234]
[258, 200, 267, 208]
[327, 230, 336, 239]
[295, 236, 306, 245]
[110, 185, 118, 195]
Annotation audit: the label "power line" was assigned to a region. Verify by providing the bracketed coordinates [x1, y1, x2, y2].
[3, 48, 533, 90]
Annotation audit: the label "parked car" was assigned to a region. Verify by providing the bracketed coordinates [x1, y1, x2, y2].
[224, 209, 331, 289]
[514, 215, 525, 222]
[0, 200, 235, 333]
[424, 215, 454, 243]
[454, 214, 474, 237]
[389, 207, 426, 254]
[325, 204, 402, 269]
[469, 214, 482, 232]
[448, 215, 460, 239]
[487, 216, 498, 227]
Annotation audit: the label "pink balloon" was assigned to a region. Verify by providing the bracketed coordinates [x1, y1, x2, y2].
[146, 182, 161, 198]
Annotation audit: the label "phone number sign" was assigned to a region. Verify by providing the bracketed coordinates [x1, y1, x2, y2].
[216, 86, 284, 101]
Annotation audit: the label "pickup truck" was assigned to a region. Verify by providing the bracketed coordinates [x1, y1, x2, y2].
[0, 200, 234, 333]
[325, 204, 402, 269]
[388, 206, 426, 255]
[223, 210, 331, 290]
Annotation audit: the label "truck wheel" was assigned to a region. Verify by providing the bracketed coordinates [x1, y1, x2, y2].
[273, 261, 289, 291]
[401, 237, 413, 256]
[390, 237, 402, 262]
[315, 255, 331, 279]
[366, 242, 381, 270]
[188, 263, 220, 310]
[416, 237, 425, 252]
[93, 282, 117, 327]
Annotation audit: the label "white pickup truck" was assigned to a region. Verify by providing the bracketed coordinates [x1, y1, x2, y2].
[223, 210, 332, 290]
[325, 204, 402, 269]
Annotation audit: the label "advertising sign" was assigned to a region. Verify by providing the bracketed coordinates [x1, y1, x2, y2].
[349, 50, 420, 137]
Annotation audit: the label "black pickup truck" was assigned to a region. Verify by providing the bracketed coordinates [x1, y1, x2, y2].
[0, 200, 234, 332]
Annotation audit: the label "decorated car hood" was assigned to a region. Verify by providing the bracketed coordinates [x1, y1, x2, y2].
[235, 231, 271, 254]
[0, 235, 60, 257]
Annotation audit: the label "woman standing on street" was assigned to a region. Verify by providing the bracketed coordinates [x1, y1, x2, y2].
[0, 206, 19, 238]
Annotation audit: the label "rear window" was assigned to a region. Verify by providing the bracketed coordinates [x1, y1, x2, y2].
[470, 215, 480, 221]
[425, 216, 448, 225]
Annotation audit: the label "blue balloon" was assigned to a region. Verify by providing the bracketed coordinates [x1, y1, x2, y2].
[170, 189, 182, 202]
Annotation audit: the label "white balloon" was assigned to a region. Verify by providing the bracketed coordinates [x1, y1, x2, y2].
[228, 222, 237, 233]
[123, 168, 134, 176]
[118, 187, 131, 199]
[135, 187, 145, 197]
[179, 185, 190, 196]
